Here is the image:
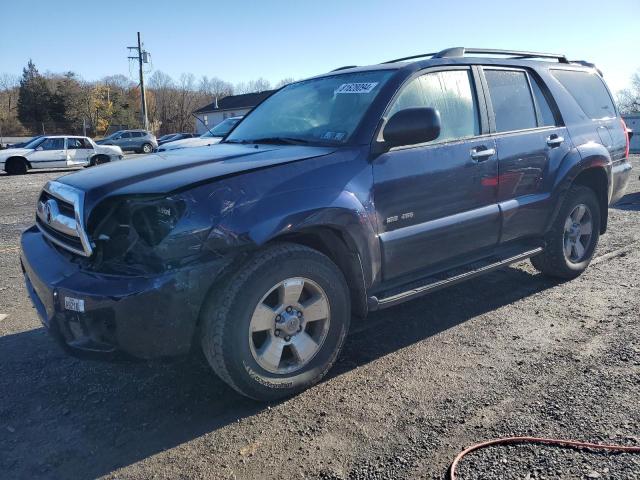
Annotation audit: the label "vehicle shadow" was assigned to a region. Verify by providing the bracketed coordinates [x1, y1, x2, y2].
[612, 192, 640, 211]
[0, 168, 83, 177]
[0, 265, 559, 479]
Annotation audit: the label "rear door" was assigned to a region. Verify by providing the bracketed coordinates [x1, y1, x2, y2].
[481, 67, 571, 243]
[373, 67, 500, 281]
[65, 137, 94, 165]
[27, 138, 67, 168]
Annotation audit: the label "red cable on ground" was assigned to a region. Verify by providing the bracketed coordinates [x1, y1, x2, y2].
[449, 436, 640, 480]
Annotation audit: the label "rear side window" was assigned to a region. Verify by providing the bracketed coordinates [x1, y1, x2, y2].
[530, 77, 557, 127]
[551, 70, 616, 119]
[131, 132, 144, 138]
[388, 69, 480, 143]
[485, 70, 537, 133]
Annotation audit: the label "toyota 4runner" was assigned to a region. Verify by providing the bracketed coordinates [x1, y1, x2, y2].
[20, 47, 632, 400]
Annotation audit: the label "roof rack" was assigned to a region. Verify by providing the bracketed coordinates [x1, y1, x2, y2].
[383, 47, 570, 64]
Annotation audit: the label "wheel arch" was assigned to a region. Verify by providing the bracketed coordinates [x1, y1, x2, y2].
[572, 167, 609, 234]
[272, 226, 369, 318]
[6, 155, 30, 169]
[548, 145, 611, 235]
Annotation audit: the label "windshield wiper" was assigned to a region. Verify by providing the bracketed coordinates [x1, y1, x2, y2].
[246, 137, 310, 145]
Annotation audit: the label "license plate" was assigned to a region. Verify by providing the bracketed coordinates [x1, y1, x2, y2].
[64, 296, 85, 313]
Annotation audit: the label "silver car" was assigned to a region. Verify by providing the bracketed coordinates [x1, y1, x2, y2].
[96, 129, 158, 153]
[0, 136, 123, 175]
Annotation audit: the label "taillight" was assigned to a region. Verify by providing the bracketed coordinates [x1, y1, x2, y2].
[621, 118, 630, 159]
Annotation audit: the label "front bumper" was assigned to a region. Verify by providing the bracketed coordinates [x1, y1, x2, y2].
[20, 226, 229, 359]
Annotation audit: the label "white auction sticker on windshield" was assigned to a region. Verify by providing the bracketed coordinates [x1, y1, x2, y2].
[335, 82, 378, 94]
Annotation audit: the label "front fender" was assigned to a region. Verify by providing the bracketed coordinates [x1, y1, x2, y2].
[206, 186, 380, 287]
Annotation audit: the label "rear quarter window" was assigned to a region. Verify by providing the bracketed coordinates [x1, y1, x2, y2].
[551, 70, 616, 120]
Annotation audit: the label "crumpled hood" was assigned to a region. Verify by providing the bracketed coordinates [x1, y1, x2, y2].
[159, 136, 221, 151]
[58, 143, 337, 210]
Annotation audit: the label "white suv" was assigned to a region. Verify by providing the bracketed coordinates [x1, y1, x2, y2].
[0, 136, 123, 175]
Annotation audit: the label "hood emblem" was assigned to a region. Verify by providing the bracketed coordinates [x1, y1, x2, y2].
[44, 199, 56, 224]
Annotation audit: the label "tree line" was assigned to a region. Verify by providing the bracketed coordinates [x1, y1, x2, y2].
[0, 60, 294, 138]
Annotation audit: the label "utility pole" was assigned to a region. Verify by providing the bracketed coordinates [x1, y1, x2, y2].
[128, 32, 150, 131]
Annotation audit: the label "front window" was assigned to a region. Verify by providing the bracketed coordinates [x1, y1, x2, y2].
[202, 117, 242, 138]
[388, 69, 480, 143]
[225, 70, 395, 145]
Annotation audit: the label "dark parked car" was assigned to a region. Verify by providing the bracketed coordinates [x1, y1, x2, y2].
[157, 132, 199, 146]
[20, 47, 632, 401]
[96, 129, 157, 153]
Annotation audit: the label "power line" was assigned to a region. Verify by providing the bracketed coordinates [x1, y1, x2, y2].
[127, 32, 150, 131]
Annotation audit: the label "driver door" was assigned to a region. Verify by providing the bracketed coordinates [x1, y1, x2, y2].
[373, 67, 500, 281]
[27, 138, 67, 169]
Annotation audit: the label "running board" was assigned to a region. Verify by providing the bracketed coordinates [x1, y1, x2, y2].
[369, 248, 543, 310]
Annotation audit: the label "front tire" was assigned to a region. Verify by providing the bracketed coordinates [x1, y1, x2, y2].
[5, 157, 28, 175]
[201, 243, 350, 401]
[531, 185, 601, 279]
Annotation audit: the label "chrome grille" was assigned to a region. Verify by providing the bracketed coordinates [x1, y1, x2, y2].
[35, 181, 93, 257]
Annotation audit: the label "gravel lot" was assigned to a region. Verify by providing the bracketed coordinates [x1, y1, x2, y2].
[0, 157, 639, 480]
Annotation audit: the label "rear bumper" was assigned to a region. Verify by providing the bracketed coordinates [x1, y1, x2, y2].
[20, 226, 228, 360]
[610, 159, 632, 205]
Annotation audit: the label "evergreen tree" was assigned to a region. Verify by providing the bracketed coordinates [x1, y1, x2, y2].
[17, 60, 52, 128]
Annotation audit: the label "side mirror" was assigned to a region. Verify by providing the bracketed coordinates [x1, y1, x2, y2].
[36, 146, 44, 151]
[382, 107, 441, 149]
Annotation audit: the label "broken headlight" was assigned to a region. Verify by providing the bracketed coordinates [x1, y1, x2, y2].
[87, 195, 191, 274]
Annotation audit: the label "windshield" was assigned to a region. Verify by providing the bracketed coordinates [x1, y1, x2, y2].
[24, 136, 46, 149]
[225, 70, 394, 145]
[202, 118, 242, 138]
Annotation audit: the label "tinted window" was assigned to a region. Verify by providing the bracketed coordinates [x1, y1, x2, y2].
[485, 70, 537, 132]
[67, 138, 82, 149]
[132, 132, 145, 138]
[388, 70, 480, 143]
[121, 132, 132, 139]
[530, 77, 557, 127]
[551, 69, 615, 119]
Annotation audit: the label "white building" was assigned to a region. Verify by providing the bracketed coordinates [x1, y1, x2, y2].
[193, 90, 275, 134]
[623, 114, 640, 153]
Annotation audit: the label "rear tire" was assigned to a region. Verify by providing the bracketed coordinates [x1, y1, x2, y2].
[201, 243, 350, 401]
[141, 143, 153, 154]
[531, 185, 600, 279]
[5, 157, 28, 175]
[89, 155, 110, 167]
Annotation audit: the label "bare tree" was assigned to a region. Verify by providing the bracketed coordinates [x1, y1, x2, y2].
[199, 75, 234, 105]
[235, 78, 272, 94]
[617, 70, 640, 114]
[0, 73, 20, 114]
[275, 77, 295, 88]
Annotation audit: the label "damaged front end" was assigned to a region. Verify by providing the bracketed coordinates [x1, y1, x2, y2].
[88, 194, 198, 275]
[22, 181, 239, 359]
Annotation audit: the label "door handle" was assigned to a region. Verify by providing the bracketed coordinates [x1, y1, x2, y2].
[546, 135, 564, 147]
[470, 147, 496, 161]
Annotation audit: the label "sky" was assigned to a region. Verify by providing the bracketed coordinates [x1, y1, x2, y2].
[1, 0, 639, 95]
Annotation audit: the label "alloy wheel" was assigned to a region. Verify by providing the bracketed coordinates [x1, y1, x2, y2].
[563, 204, 593, 263]
[248, 277, 331, 374]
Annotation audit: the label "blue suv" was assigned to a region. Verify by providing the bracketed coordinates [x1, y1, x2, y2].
[20, 48, 632, 400]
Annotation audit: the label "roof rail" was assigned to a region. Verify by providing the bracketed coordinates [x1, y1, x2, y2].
[383, 47, 570, 64]
[330, 65, 358, 72]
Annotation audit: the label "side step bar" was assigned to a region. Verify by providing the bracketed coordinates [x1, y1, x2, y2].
[369, 248, 543, 311]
